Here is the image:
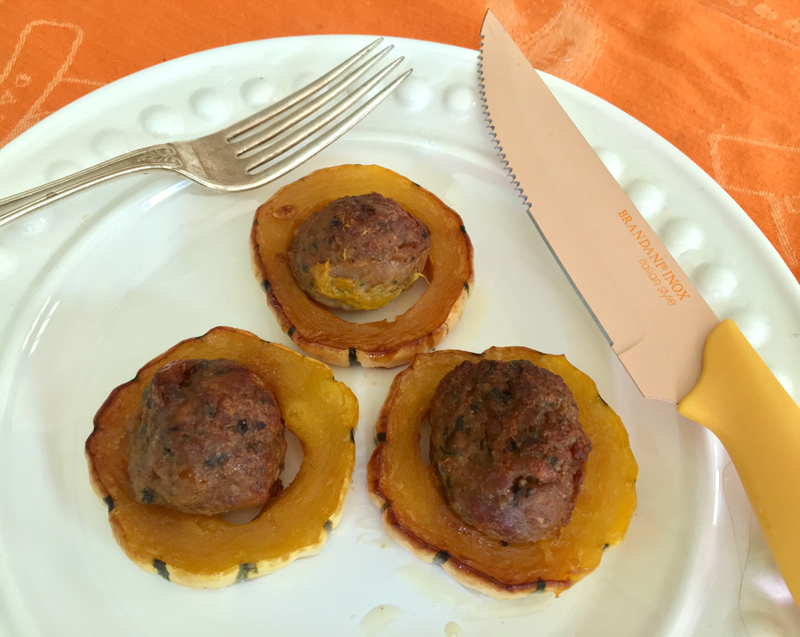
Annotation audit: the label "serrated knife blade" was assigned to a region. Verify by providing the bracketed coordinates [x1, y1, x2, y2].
[478, 8, 800, 605]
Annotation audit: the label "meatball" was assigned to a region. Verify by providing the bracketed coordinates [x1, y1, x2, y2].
[288, 192, 431, 311]
[429, 359, 592, 543]
[128, 358, 287, 516]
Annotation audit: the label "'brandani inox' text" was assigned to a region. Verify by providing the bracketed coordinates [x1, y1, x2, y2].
[617, 209, 690, 306]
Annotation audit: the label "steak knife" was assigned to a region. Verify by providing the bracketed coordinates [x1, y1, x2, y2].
[479, 9, 800, 604]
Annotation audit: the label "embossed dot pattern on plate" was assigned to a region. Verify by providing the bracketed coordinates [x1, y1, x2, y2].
[241, 78, 274, 108]
[140, 105, 183, 139]
[727, 310, 769, 348]
[660, 218, 704, 256]
[443, 85, 475, 117]
[190, 88, 232, 123]
[693, 263, 739, 300]
[91, 130, 130, 160]
[595, 149, 624, 181]
[393, 76, 431, 110]
[626, 180, 665, 218]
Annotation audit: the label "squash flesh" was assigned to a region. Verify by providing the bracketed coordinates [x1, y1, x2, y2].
[250, 164, 473, 366]
[86, 327, 358, 586]
[368, 347, 637, 596]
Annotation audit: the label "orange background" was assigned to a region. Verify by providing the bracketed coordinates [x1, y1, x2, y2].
[1, 0, 799, 281]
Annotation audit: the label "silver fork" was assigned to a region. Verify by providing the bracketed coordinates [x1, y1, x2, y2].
[0, 39, 411, 229]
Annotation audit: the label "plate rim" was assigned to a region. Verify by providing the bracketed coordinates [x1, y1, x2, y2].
[0, 33, 795, 637]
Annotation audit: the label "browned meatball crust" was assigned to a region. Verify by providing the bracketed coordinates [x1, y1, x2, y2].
[288, 192, 431, 310]
[128, 358, 287, 516]
[429, 359, 592, 543]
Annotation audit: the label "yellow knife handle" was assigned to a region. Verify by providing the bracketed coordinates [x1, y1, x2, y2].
[678, 318, 800, 605]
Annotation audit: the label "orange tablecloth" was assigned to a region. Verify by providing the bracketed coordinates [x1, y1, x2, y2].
[2, 0, 799, 281]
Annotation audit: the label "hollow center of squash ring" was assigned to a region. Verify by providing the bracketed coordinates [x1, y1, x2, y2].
[222, 427, 304, 525]
[326, 276, 430, 325]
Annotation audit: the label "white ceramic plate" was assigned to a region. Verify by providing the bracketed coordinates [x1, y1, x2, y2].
[1, 36, 799, 637]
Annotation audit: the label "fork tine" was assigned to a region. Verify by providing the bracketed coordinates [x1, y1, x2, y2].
[222, 38, 383, 142]
[232, 45, 395, 157]
[244, 69, 412, 186]
[245, 58, 406, 172]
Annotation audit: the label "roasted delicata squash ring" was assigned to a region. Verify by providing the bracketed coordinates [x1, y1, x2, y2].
[367, 347, 638, 599]
[250, 164, 474, 368]
[86, 326, 359, 588]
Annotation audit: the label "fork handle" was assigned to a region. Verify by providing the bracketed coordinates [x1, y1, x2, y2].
[0, 143, 187, 229]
